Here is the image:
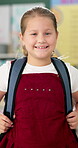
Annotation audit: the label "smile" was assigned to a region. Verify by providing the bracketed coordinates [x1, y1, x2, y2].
[35, 46, 48, 49]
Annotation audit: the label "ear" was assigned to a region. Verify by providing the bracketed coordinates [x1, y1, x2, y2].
[19, 32, 25, 45]
[19, 32, 23, 41]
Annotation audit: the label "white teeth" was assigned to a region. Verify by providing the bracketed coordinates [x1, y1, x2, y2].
[36, 46, 47, 49]
[40, 47, 44, 49]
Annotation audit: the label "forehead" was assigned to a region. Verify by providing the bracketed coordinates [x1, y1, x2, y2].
[25, 16, 54, 29]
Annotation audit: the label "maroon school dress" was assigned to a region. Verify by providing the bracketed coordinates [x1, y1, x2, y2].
[0, 73, 78, 148]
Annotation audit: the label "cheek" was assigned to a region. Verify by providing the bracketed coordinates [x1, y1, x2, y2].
[49, 38, 57, 46]
[24, 40, 34, 51]
[23, 38, 30, 46]
[24, 37, 34, 45]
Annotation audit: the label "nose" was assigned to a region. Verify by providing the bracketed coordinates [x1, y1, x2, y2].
[37, 34, 46, 43]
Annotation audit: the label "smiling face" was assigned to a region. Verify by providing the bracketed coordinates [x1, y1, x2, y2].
[20, 16, 58, 66]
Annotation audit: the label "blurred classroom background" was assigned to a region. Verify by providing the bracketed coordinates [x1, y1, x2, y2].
[0, 0, 78, 66]
[0, 0, 78, 110]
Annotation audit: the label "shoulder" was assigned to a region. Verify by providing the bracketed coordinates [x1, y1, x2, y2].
[65, 62, 78, 75]
[0, 60, 11, 73]
[64, 62, 78, 93]
[0, 61, 11, 92]
[62, 61, 78, 83]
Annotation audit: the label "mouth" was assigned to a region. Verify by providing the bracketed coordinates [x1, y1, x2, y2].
[34, 45, 49, 49]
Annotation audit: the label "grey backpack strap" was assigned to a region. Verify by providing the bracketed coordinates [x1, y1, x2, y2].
[4, 57, 27, 120]
[52, 57, 78, 141]
[0, 57, 27, 141]
[52, 57, 72, 115]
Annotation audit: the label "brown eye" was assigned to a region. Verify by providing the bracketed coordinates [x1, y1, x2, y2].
[31, 33, 37, 35]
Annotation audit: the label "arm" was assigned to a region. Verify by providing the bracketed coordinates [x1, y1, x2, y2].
[0, 61, 14, 133]
[73, 91, 78, 116]
[0, 91, 13, 134]
[0, 91, 6, 101]
[66, 91, 78, 129]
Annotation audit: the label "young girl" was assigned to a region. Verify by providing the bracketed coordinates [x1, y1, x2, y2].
[0, 6, 78, 148]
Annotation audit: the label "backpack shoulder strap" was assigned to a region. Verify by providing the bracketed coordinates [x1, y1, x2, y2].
[51, 57, 72, 115]
[4, 57, 27, 120]
[52, 57, 78, 140]
[0, 57, 27, 141]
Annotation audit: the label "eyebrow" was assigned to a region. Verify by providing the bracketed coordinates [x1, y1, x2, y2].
[29, 29, 53, 32]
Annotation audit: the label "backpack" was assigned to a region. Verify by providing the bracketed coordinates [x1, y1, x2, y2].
[0, 56, 76, 141]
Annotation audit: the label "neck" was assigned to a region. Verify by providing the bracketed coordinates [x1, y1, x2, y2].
[27, 57, 51, 66]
